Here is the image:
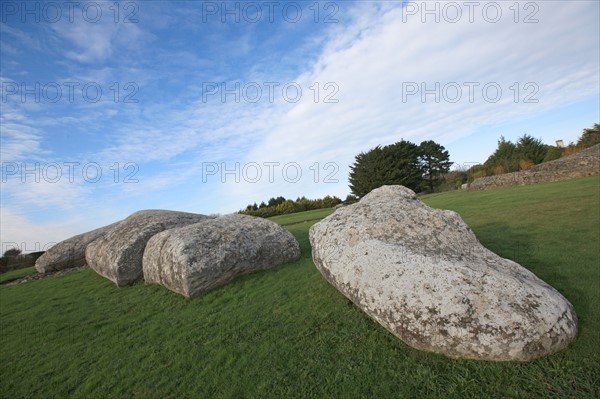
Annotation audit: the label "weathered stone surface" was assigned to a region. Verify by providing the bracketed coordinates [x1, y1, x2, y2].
[469, 144, 599, 190]
[309, 185, 578, 361]
[86, 210, 210, 286]
[35, 222, 120, 273]
[143, 214, 301, 297]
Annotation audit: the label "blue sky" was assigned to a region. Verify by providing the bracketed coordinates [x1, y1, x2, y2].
[1, 0, 599, 252]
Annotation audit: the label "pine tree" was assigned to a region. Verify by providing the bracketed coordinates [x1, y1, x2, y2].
[349, 140, 423, 197]
[418, 140, 453, 192]
[515, 134, 547, 165]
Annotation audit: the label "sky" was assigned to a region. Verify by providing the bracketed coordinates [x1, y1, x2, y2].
[1, 0, 599, 252]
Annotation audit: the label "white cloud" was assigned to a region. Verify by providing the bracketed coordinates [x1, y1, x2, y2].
[81, 0, 598, 211]
[2, 1, 598, 245]
[0, 123, 47, 162]
[207, 1, 599, 207]
[0, 23, 42, 52]
[49, 6, 145, 64]
[3, 177, 91, 209]
[0, 91, 49, 163]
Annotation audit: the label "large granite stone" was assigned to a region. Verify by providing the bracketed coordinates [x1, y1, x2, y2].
[143, 214, 301, 297]
[86, 210, 210, 286]
[309, 185, 578, 361]
[35, 222, 120, 273]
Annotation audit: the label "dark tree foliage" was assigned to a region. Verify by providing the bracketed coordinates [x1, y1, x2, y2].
[0, 249, 44, 274]
[349, 140, 423, 197]
[267, 196, 286, 207]
[418, 140, 453, 192]
[344, 194, 359, 204]
[483, 134, 548, 174]
[3, 248, 22, 257]
[515, 134, 547, 164]
[484, 136, 519, 173]
[240, 195, 342, 218]
[348, 146, 386, 198]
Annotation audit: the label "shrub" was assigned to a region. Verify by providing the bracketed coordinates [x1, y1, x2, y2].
[543, 146, 563, 162]
[577, 123, 600, 148]
[519, 159, 534, 171]
[563, 145, 583, 157]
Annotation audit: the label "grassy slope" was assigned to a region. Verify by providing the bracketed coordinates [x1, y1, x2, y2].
[1, 176, 598, 398]
[268, 208, 335, 226]
[0, 267, 37, 284]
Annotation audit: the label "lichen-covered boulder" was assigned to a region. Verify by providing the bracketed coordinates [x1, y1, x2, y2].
[309, 185, 578, 361]
[143, 214, 301, 297]
[86, 210, 210, 286]
[35, 222, 120, 273]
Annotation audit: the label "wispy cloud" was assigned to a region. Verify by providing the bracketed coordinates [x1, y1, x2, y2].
[211, 1, 600, 206]
[0, 0, 598, 248]
[0, 22, 42, 52]
[0, 123, 47, 162]
[49, 5, 145, 64]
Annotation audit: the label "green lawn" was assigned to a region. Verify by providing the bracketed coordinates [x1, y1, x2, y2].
[0, 267, 37, 284]
[1, 176, 598, 398]
[268, 207, 335, 226]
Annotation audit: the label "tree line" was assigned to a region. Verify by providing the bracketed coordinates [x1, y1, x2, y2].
[240, 195, 342, 218]
[349, 123, 599, 197]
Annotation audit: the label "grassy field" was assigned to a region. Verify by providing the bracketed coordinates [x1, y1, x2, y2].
[1, 176, 598, 398]
[0, 267, 37, 284]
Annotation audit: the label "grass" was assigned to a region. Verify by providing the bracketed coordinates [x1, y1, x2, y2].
[1, 176, 599, 398]
[268, 207, 335, 226]
[0, 267, 37, 284]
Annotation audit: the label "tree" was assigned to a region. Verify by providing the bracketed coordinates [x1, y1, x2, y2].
[267, 196, 286, 207]
[276, 200, 298, 214]
[3, 248, 21, 257]
[484, 136, 519, 173]
[240, 195, 341, 218]
[349, 140, 423, 197]
[348, 146, 385, 198]
[543, 145, 563, 162]
[577, 123, 600, 148]
[322, 195, 342, 208]
[418, 140, 453, 192]
[344, 194, 359, 204]
[0, 248, 25, 274]
[515, 134, 547, 165]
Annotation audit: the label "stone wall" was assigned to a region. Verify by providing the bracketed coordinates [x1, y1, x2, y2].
[469, 144, 599, 191]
